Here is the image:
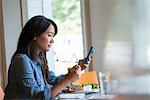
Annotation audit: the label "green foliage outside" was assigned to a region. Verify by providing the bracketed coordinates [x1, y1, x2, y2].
[52, 0, 82, 34]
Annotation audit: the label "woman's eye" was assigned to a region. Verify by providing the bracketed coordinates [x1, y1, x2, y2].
[48, 32, 54, 37]
[48, 34, 53, 37]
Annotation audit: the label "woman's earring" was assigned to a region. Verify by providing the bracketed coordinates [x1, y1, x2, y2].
[34, 37, 37, 40]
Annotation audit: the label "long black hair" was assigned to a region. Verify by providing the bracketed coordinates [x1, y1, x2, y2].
[13, 15, 58, 58]
[12, 15, 58, 83]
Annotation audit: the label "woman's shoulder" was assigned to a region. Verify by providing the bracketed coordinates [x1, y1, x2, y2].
[9, 53, 34, 71]
[12, 53, 31, 62]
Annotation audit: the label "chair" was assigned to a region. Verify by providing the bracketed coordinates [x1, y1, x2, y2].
[0, 86, 4, 100]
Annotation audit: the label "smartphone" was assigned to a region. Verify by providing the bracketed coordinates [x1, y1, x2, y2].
[85, 46, 94, 63]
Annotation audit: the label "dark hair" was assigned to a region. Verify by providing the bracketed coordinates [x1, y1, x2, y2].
[13, 15, 58, 58]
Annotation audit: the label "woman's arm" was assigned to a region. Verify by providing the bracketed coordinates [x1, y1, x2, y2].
[47, 71, 65, 85]
[51, 65, 81, 97]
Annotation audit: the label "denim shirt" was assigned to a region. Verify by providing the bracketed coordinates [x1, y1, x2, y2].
[4, 53, 64, 100]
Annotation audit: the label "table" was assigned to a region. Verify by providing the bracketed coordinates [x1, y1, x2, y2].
[55, 93, 150, 100]
[88, 93, 150, 100]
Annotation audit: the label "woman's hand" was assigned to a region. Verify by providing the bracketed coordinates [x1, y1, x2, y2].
[65, 65, 81, 83]
[78, 49, 94, 70]
[51, 65, 81, 97]
[78, 58, 91, 70]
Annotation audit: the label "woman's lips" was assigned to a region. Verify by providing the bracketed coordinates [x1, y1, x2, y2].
[48, 44, 51, 48]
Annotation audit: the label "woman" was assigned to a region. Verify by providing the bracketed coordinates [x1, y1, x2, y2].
[4, 15, 91, 99]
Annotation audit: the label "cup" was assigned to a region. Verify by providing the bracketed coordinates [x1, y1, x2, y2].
[99, 71, 111, 95]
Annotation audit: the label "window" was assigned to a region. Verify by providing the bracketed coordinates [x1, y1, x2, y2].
[26, 0, 84, 76]
[50, 0, 84, 75]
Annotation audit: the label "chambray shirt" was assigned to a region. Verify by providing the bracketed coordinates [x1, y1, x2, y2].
[4, 53, 64, 100]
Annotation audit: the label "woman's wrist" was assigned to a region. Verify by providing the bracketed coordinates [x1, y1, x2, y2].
[62, 76, 71, 85]
[63, 71, 78, 84]
[51, 76, 71, 97]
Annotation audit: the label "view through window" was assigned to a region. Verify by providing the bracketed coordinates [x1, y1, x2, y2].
[50, 0, 84, 75]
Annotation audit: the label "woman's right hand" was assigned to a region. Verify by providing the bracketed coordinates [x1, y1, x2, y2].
[64, 65, 81, 83]
[51, 65, 81, 97]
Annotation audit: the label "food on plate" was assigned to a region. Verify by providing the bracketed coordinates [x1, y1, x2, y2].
[63, 83, 84, 93]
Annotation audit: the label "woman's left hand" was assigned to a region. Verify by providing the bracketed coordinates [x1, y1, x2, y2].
[78, 58, 91, 70]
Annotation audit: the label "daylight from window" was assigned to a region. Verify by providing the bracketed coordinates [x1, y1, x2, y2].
[51, 0, 83, 75]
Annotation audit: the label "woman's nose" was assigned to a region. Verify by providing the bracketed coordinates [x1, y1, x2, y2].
[50, 39, 54, 43]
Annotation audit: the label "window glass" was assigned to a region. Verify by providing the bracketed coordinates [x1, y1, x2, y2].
[51, 0, 84, 75]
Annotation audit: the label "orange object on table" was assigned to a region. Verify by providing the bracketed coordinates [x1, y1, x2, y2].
[74, 70, 99, 85]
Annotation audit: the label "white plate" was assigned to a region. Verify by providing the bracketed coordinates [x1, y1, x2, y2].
[72, 89, 100, 95]
[58, 93, 85, 99]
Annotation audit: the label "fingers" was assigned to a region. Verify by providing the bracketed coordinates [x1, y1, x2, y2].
[82, 58, 91, 69]
[74, 64, 80, 69]
[67, 64, 81, 77]
[71, 65, 81, 72]
[71, 65, 81, 75]
[66, 67, 80, 83]
[75, 65, 81, 74]
[85, 58, 91, 64]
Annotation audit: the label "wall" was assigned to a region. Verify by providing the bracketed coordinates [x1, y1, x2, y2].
[0, 0, 6, 88]
[2, 0, 22, 70]
[1, 0, 22, 88]
[89, 0, 150, 94]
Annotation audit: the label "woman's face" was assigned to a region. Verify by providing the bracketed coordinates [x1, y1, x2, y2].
[35, 24, 55, 52]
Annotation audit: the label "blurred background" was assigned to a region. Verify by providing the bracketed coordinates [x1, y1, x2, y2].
[0, 0, 150, 97]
